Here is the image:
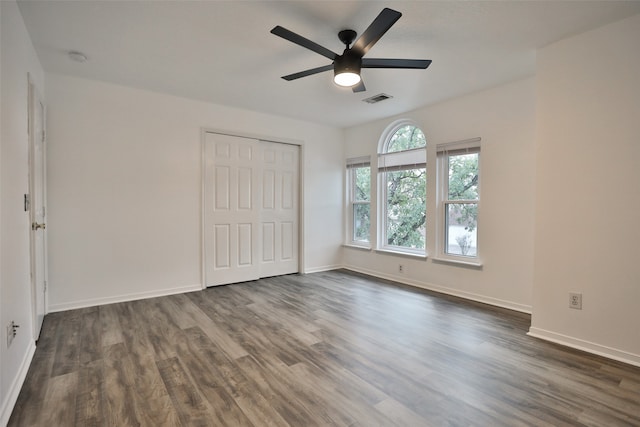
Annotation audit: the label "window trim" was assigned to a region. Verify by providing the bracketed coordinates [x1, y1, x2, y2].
[436, 138, 481, 264]
[377, 120, 427, 256]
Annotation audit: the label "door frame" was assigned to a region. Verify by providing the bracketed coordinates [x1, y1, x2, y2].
[200, 128, 305, 289]
[27, 74, 48, 339]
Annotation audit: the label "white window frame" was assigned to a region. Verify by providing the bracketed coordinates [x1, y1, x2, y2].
[435, 137, 482, 266]
[346, 156, 371, 248]
[377, 120, 427, 257]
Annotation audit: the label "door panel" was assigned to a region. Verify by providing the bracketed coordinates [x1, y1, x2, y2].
[238, 224, 253, 266]
[262, 170, 275, 209]
[205, 133, 260, 286]
[214, 166, 230, 209]
[262, 222, 275, 262]
[281, 222, 294, 260]
[259, 142, 299, 278]
[238, 168, 252, 209]
[282, 171, 294, 209]
[214, 225, 230, 268]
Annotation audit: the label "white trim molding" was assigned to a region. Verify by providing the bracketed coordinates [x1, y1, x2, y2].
[304, 264, 343, 274]
[527, 327, 640, 368]
[48, 283, 202, 313]
[342, 265, 532, 314]
[0, 341, 36, 426]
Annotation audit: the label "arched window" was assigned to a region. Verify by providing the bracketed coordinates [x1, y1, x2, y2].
[385, 124, 426, 153]
[378, 121, 427, 253]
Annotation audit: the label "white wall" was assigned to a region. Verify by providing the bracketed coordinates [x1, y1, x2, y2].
[343, 78, 537, 312]
[45, 73, 344, 311]
[1, 2, 3, 414]
[0, 1, 45, 424]
[530, 14, 640, 366]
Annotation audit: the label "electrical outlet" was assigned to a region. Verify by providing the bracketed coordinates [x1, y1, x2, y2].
[569, 292, 582, 310]
[398, 264, 404, 273]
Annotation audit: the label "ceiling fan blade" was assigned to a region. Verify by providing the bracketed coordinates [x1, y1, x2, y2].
[362, 58, 432, 69]
[282, 64, 334, 81]
[352, 80, 366, 93]
[271, 26, 338, 60]
[352, 8, 402, 57]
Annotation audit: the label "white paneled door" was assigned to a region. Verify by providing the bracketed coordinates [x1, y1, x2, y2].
[28, 78, 47, 339]
[259, 142, 299, 278]
[204, 132, 299, 286]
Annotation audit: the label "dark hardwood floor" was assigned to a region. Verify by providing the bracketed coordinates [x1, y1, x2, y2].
[9, 270, 640, 426]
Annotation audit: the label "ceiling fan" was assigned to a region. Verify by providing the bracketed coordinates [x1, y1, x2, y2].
[271, 8, 432, 93]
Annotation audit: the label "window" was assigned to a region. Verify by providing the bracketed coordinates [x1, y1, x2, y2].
[437, 138, 480, 261]
[345, 120, 481, 266]
[378, 123, 427, 254]
[346, 157, 371, 245]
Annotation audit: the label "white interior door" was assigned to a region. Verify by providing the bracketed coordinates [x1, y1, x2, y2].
[204, 133, 261, 286]
[28, 78, 47, 339]
[204, 133, 300, 287]
[259, 141, 299, 277]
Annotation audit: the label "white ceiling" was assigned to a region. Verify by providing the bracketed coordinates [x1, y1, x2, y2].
[17, 1, 640, 128]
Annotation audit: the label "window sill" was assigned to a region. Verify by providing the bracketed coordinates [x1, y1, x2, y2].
[375, 248, 427, 260]
[342, 244, 372, 251]
[431, 256, 483, 268]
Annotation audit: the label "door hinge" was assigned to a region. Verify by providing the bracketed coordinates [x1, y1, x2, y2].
[24, 194, 30, 212]
[41, 130, 45, 143]
[44, 281, 47, 292]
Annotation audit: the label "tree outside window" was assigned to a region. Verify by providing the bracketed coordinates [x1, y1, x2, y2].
[346, 157, 371, 245]
[445, 153, 478, 256]
[437, 140, 480, 260]
[379, 124, 426, 253]
[352, 165, 370, 242]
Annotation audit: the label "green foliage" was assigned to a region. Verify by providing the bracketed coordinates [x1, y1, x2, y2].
[384, 125, 427, 249]
[368, 124, 479, 252]
[353, 167, 370, 241]
[448, 154, 478, 200]
[386, 168, 426, 248]
[387, 125, 426, 153]
[354, 167, 370, 201]
[353, 204, 370, 241]
[447, 154, 478, 232]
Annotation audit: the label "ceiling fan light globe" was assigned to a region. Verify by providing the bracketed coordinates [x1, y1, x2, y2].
[334, 72, 361, 87]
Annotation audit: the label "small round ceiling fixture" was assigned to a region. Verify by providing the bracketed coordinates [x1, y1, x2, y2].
[68, 51, 88, 63]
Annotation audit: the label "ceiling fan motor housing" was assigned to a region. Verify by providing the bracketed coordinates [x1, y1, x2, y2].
[334, 49, 362, 76]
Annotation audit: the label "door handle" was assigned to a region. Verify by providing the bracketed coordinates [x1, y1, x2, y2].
[32, 222, 46, 230]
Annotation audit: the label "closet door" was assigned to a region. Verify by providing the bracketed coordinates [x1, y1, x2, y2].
[259, 142, 299, 277]
[204, 133, 261, 286]
[204, 133, 300, 286]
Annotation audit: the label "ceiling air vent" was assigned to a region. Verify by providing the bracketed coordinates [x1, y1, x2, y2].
[363, 93, 393, 104]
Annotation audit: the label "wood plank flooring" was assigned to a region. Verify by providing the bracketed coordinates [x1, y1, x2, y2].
[8, 270, 640, 426]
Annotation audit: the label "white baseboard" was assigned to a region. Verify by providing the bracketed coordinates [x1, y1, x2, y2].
[342, 265, 532, 314]
[341, 266, 640, 367]
[0, 340, 36, 426]
[48, 283, 203, 313]
[528, 327, 640, 368]
[303, 264, 344, 274]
